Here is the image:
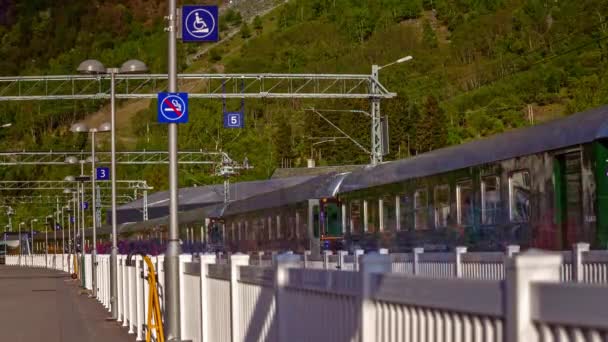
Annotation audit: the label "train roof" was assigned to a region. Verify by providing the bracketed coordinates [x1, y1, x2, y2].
[339, 105, 608, 193]
[112, 175, 317, 223]
[117, 176, 316, 210]
[221, 172, 348, 217]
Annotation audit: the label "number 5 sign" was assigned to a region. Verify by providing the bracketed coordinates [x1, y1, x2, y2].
[96, 167, 110, 180]
[224, 111, 244, 128]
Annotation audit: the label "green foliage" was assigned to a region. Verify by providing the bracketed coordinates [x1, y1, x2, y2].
[253, 16, 263, 34]
[422, 19, 438, 48]
[2, 0, 608, 221]
[240, 22, 252, 39]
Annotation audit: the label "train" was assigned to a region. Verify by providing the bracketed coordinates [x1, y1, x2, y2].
[87, 104, 608, 254]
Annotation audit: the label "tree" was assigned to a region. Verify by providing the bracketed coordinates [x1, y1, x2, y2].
[253, 16, 263, 34]
[415, 96, 448, 153]
[240, 22, 252, 39]
[422, 19, 438, 48]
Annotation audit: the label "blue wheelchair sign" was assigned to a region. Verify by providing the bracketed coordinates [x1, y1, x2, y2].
[182, 6, 219, 42]
[96, 167, 110, 181]
[158, 92, 188, 124]
[223, 111, 244, 128]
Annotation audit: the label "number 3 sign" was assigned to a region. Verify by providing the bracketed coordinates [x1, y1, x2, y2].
[96, 167, 110, 180]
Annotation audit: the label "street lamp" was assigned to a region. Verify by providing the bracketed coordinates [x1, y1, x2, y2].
[45, 215, 52, 267]
[78, 58, 148, 317]
[64, 187, 77, 277]
[370, 55, 413, 165]
[64, 173, 86, 287]
[2, 206, 14, 232]
[71, 122, 110, 298]
[30, 219, 37, 266]
[18, 221, 24, 265]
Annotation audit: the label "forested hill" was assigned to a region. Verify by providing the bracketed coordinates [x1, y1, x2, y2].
[1, 0, 608, 194]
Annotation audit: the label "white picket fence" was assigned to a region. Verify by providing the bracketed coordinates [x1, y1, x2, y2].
[6, 245, 608, 342]
[249, 243, 608, 283]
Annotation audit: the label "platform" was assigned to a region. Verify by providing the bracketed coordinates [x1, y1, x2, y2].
[0, 266, 133, 342]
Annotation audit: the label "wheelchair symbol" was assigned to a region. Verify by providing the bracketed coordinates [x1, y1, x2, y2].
[185, 9, 216, 39]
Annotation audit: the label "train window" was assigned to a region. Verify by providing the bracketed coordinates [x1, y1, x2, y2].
[313, 204, 320, 238]
[349, 200, 362, 234]
[382, 195, 397, 231]
[509, 171, 531, 222]
[295, 211, 301, 238]
[288, 214, 295, 240]
[399, 194, 413, 231]
[482, 176, 501, 225]
[457, 180, 474, 226]
[366, 199, 380, 233]
[414, 189, 429, 230]
[267, 216, 273, 240]
[434, 185, 450, 228]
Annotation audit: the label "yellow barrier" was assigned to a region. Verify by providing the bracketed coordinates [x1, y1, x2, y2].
[143, 255, 164, 342]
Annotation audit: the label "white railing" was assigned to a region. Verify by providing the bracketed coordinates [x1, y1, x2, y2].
[249, 243, 608, 284]
[8, 244, 608, 342]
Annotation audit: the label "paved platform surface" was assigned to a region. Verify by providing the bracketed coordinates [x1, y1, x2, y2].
[0, 266, 134, 342]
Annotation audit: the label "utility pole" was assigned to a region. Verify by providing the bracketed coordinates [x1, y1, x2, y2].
[371, 64, 382, 165]
[165, 0, 182, 340]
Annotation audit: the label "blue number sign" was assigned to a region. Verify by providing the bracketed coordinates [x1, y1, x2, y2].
[96, 167, 110, 181]
[182, 6, 219, 42]
[223, 111, 244, 128]
[158, 92, 189, 124]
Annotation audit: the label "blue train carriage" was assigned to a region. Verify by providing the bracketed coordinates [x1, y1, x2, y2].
[337, 105, 608, 252]
[221, 173, 350, 255]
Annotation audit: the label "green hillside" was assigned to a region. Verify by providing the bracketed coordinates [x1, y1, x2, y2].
[1, 0, 608, 220]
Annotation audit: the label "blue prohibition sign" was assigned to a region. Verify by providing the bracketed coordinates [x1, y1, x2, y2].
[182, 6, 219, 42]
[158, 92, 189, 124]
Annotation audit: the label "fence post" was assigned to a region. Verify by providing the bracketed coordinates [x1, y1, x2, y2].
[337, 250, 348, 270]
[454, 246, 467, 277]
[378, 248, 389, 254]
[353, 249, 364, 271]
[572, 242, 590, 283]
[230, 253, 250, 342]
[506, 245, 520, 258]
[360, 253, 392, 342]
[199, 254, 216, 342]
[275, 253, 302, 342]
[413, 247, 424, 275]
[505, 251, 562, 342]
[303, 250, 311, 268]
[179, 254, 193, 339]
[323, 250, 333, 269]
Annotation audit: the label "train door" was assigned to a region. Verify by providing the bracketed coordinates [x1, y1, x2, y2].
[595, 140, 608, 247]
[321, 199, 342, 237]
[308, 199, 321, 255]
[554, 151, 583, 249]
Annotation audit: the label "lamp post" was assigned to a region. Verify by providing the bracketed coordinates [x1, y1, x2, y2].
[370, 55, 413, 165]
[18, 222, 24, 266]
[61, 204, 69, 272]
[63, 186, 77, 277]
[77, 58, 148, 316]
[65, 161, 88, 287]
[30, 219, 37, 266]
[45, 215, 52, 267]
[71, 122, 110, 298]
